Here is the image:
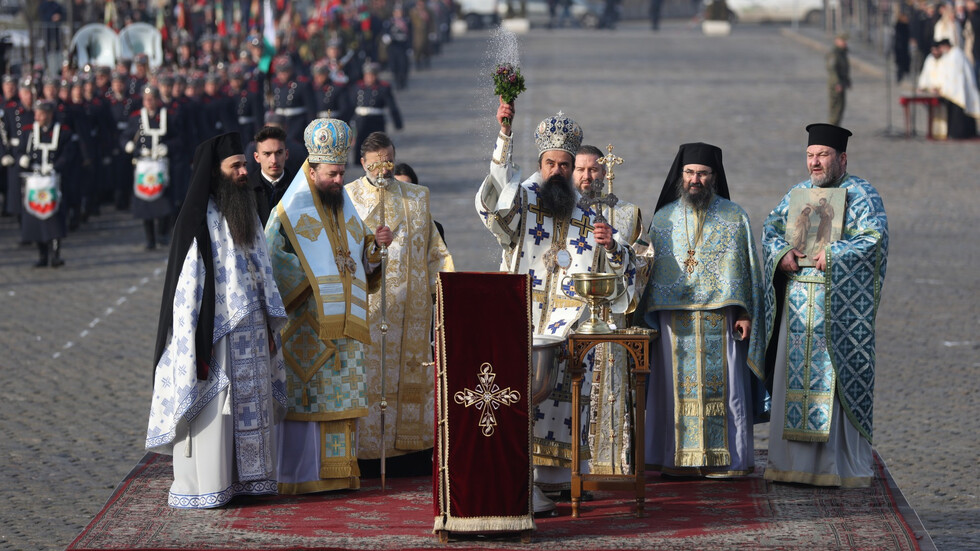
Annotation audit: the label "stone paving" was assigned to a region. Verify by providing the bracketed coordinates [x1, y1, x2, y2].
[0, 20, 976, 551]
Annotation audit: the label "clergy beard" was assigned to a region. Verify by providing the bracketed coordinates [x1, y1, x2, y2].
[678, 177, 715, 211]
[317, 184, 345, 212]
[214, 170, 257, 246]
[810, 156, 845, 187]
[539, 173, 576, 222]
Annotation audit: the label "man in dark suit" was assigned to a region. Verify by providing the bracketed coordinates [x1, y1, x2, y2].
[250, 125, 295, 224]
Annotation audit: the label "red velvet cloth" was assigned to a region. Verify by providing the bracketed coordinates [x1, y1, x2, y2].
[433, 272, 532, 524]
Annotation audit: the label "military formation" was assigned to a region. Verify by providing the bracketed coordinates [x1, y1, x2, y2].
[0, 0, 457, 266]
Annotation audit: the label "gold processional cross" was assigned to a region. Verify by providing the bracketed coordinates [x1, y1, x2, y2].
[453, 363, 521, 437]
[596, 144, 623, 223]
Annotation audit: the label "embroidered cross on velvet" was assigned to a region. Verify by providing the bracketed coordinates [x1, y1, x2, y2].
[453, 362, 521, 437]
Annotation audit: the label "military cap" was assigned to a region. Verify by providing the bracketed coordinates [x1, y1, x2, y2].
[273, 56, 292, 73]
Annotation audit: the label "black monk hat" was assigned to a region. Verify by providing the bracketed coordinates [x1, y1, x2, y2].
[806, 123, 852, 152]
[654, 142, 731, 213]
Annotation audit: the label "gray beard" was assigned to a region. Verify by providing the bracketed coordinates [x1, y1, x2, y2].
[677, 178, 714, 211]
[539, 173, 576, 222]
[811, 164, 843, 187]
[214, 172, 257, 247]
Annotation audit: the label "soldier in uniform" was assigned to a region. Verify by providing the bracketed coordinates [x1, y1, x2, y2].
[0, 74, 15, 214]
[1, 74, 17, 104]
[324, 36, 361, 86]
[382, 5, 412, 90]
[124, 85, 178, 250]
[2, 77, 35, 226]
[17, 100, 75, 267]
[226, 64, 264, 145]
[350, 62, 402, 161]
[94, 66, 112, 98]
[158, 74, 192, 212]
[201, 72, 235, 139]
[82, 73, 115, 209]
[131, 54, 150, 94]
[68, 75, 104, 221]
[269, 56, 316, 143]
[311, 60, 350, 122]
[107, 71, 139, 210]
[827, 32, 851, 126]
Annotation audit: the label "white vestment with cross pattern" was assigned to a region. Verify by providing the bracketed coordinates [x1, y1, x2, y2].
[476, 131, 637, 477]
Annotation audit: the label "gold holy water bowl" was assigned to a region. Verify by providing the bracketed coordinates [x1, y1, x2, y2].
[566, 272, 620, 334]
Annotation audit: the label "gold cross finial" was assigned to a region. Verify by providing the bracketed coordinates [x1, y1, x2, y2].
[597, 144, 623, 183]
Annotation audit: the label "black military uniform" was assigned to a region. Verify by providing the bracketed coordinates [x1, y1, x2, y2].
[107, 72, 139, 209]
[17, 100, 76, 267]
[269, 56, 316, 142]
[311, 61, 351, 121]
[226, 66, 264, 144]
[123, 86, 178, 250]
[351, 63, 403, 157]
[200, 73, 236, 140]
[3, 79, 34, 219]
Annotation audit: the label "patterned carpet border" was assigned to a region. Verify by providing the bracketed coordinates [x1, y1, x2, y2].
[68, 450, 935, 551]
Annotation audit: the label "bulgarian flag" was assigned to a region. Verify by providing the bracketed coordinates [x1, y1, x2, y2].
[216, 0, 227, 37]
[258, 0, 277, 73]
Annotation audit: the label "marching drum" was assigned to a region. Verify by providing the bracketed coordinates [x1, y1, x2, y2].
[133, 157, 169, 201]
[22, 172, 61, 220]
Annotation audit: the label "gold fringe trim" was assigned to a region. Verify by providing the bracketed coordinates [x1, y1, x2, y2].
[675, 450, 731, 468]
[764, 467, 870, 488]
[278, 476, 360, 495]
[285, 407, 369, 422]
[433, 514, 535, 534]
[395, 434, 426, 451]
[783, 429, 832, 443]
[704, 401, 726, 416]
[678, 401, 700, 416]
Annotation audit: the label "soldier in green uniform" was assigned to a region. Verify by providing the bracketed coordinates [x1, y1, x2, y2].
[827, 33, 851, 126]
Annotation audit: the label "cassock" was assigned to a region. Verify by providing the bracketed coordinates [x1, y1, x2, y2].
[147, 132, 288, 510]
[345, 176, 454, 464]
[475, 131, 637, 486]
[640, 195, 766, 476]
[762, 173, 888, 487]
[266, 162, 383, 493]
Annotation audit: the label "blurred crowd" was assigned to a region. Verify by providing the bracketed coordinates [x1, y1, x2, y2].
[2, 0, 459, 244]
[895, 0, 980, 138]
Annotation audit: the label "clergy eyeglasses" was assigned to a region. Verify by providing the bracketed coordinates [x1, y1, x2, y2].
[683, 169, 713, 178]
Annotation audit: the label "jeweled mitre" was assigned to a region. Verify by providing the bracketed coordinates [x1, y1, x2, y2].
[534, 111, 583, 158]
[303, 118, 351, 164]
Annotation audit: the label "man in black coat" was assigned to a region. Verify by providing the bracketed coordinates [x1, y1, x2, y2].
[249, 125, 295, 224]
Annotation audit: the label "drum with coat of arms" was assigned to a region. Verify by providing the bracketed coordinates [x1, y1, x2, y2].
[22, 172, 61, 220]
[134, 157, 169, 201]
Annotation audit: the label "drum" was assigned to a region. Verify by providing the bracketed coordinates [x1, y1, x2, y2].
[133, 157, 169, 201]
[531, 335, 565, 406]
[22, 172, 61, 220]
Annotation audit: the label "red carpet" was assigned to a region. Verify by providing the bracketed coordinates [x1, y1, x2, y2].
[68, 450, 932, 551]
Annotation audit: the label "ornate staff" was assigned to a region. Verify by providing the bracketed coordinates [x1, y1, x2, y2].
[598, 145, 625, 475]
[597, 144, 623, 226]
[367, 156, 395, 491]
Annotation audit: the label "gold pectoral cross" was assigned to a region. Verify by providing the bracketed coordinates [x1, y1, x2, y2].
[684, 249, 698, 273]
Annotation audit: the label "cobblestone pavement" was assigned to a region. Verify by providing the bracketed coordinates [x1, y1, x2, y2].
[0, 21, 976, 551]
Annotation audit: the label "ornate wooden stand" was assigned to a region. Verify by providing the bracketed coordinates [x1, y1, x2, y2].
[567, 329, 656, 518]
